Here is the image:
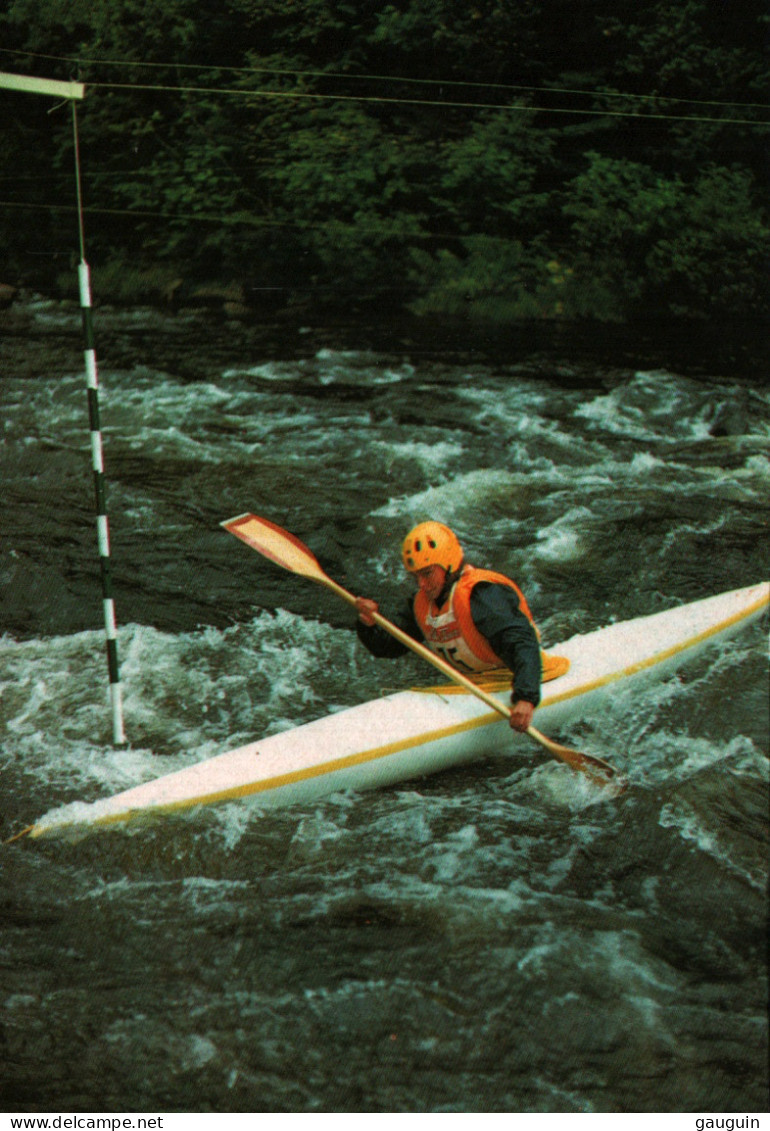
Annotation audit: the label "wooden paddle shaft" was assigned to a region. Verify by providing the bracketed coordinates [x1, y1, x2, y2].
[321, 574, 513, 717]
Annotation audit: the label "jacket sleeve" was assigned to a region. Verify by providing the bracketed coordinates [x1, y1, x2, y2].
[354, 598, 422, 659]
[469, 582, 541, 706]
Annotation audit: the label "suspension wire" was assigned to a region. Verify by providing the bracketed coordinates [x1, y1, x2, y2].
[86, 79, 770, 127]
[1, 43, 769, 112]
[71, 100, 127, 747]
[0, 195, 460, 242]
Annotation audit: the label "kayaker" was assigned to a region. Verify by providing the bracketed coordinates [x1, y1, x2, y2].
[354, 521, 541, 733]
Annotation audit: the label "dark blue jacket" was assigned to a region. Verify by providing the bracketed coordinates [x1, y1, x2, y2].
[355, 580, 541, 706]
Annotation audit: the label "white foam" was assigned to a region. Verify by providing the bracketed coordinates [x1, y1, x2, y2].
[533, 507, 595, 563]
[369, 438, 465, 477]
[2, 610, 370, 811]
[659, 792, 766, 891]
[372, 468, 523, 524]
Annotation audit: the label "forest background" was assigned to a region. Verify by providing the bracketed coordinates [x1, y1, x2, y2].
[1, 0, 768, 327]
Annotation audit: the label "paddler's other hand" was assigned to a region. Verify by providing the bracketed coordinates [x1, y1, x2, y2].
[355, 597, 379, 626]
[509, 699, 535, 733]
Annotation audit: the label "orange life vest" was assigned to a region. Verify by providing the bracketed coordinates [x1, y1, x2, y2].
[413, 565, 539, 674]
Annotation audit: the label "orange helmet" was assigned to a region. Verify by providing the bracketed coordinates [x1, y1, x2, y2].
[402, 522, 464, 573]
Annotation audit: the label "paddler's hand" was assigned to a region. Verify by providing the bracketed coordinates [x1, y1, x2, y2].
[509, 699, 535, 733]
[355, 597, 379, 626]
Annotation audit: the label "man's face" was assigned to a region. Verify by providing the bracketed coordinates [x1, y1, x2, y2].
[412, 564, 448, 603]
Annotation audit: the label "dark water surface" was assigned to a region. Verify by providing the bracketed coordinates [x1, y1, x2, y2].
[1, 300, 768, 1113]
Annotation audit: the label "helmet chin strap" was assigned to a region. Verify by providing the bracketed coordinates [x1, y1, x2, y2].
[436, 559, 465, 605]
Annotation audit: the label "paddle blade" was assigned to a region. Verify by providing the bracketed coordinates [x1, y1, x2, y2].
[528, 726, 625, 791]
[221, 513, 326, 581]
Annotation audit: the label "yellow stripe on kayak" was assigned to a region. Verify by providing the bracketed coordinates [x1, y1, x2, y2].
[29, 707, 505, 838]
[541, 588, 769, 708]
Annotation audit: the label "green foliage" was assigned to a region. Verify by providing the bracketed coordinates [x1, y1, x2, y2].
[409, 237, 572, 322]
[601, 0, 768, 99]
[370, 0, 541, 83]
[647, 166, 770, 317]
[563, 154, 770, 319]
[434, 110, 555, 236]
[0, 0, 767, 321]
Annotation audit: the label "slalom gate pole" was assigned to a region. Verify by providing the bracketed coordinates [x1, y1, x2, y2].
[1, 72, 127, 745]
[72, 102, 126, 746]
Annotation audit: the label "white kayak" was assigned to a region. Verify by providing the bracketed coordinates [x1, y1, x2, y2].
[19, 581, 769, 840]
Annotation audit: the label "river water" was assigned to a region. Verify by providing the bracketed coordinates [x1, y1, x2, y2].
[1, 299, 768, 1114]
